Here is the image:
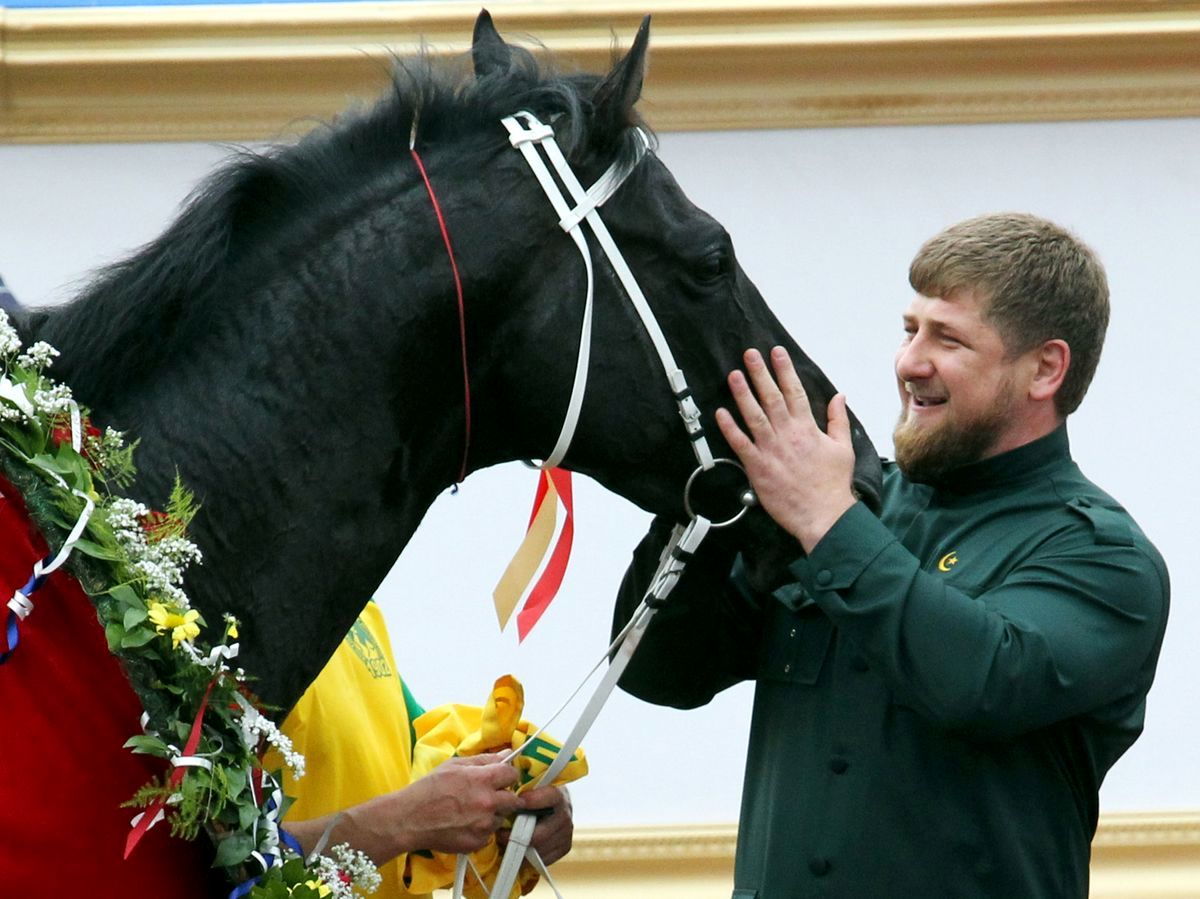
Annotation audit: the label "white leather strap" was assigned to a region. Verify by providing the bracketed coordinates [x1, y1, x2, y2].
[501, 115, 598, 470]
[501, 112, 715, 472]
[485, 516, 713, 899]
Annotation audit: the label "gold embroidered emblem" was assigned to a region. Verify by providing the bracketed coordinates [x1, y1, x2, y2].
[937, 551, 958, 572]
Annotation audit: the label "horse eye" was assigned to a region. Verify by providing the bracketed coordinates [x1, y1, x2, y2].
[696, 245, 733, 284]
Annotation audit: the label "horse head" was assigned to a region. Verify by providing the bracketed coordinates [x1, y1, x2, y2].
[29, 11, 880, 711]
[460, 12, 882, 562]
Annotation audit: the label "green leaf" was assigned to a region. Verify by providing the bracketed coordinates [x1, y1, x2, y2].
[237, 798, 260, 831]
[73, 537, 125, 562]
[104, 621, 125, 653]
[120, 628, 159, 649]
[224, 766, 247, 797]
[27, 452, 74, 477]
[123, 734, 168, 756]
[123, 606, 149, 629]
[212, 831, 256, 869]
[109, 584, 144, 611]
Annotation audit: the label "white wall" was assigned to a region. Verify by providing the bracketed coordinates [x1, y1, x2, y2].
[1, 115, 1196, 827]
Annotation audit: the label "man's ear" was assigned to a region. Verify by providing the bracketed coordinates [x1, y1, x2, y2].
[1029, 338, 1070, 402]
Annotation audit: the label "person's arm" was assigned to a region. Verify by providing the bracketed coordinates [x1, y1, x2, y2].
[793, 505, 1167, 738]
[283, 752, 522, 865]
[716, 346, 1167, 739]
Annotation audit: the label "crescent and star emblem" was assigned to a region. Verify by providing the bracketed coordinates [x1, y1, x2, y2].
[938, 551, 959, 572]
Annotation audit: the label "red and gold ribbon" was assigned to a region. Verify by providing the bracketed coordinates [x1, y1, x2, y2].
[492, 468, 574, 641]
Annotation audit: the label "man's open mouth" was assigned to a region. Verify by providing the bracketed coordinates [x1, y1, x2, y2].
[905, 383, 947, 408]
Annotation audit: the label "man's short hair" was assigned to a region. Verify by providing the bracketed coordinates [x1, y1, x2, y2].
[908, 212, 1109, 416]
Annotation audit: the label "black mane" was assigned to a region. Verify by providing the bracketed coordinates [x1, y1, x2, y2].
[32, 43, 651, 409]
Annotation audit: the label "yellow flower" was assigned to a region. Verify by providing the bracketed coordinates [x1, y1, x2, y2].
[223, 614, 239, 640]
[147, 602, 202, 648]
[292, 880, 332, 898]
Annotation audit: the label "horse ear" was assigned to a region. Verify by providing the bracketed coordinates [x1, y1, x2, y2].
[593, 16, 650, 128]
[597, 17, 651, 119]
[472, 9, 512, 78]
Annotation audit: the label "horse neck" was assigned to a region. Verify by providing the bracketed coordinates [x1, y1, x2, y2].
[32, 209, 479, 712]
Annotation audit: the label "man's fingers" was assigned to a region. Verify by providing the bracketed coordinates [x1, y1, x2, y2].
[770, 346, 812, 418]
[744, 348, 789, 420]
[716, 407, 757, 467]
[448, 753, 520, 789]
[727, 367, 773, 441]
[827, 394, 852, 448]
[456, 751, 506, 766]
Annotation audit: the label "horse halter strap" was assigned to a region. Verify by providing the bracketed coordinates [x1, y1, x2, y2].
[500, 112, 715, 473]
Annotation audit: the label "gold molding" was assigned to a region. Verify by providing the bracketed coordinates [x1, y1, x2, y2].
[2, 1, 1200, 142]
[546, 814, 1200, 897]
[559, 812, 1200, 862]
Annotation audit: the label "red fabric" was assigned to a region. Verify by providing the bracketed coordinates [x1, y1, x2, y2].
[0, 473, 220, 897]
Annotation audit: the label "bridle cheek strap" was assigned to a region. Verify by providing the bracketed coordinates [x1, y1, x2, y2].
[482, 113, 725, 899]
[501, 112, 715, 472]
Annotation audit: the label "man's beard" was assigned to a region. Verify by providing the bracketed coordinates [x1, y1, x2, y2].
[893, 382, 1015, 483]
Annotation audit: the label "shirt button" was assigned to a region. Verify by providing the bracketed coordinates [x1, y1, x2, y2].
[789, 627, 797, 638]
[809, 857, 832, 876]
[815, 569, 833, 587]
[783, 663, 792, 674]
[830, 757, 849, 775]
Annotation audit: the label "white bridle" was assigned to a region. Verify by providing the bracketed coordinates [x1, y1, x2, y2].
[458, 111, 751, 899]
[501, 111, 716, 474]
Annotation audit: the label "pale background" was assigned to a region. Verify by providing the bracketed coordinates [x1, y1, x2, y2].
[1, 113, 1196, 827]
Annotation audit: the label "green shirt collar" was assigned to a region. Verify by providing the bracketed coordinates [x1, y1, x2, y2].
[927, 425, 1071, 496]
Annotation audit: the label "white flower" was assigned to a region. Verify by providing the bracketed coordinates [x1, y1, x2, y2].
[16, 341, 59, 371]
[0, 375, 34, 419]
[0, 310, 21, 358]
[32, 383, 74, 415]
[313, 844, 382, 898]
[239, 704, 305, 779]
[107, 497, 150, 534]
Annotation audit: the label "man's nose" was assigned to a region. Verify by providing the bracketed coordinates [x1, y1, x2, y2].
[895, 336, 934, 381]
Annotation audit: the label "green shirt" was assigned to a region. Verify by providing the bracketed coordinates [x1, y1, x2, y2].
[614, 427, 1168, 899]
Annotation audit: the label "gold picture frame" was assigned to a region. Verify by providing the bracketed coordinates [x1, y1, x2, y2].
[3, 0, 1200, 142]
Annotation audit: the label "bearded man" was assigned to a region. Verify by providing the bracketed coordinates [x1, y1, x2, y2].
[612, 213, 1169, 899]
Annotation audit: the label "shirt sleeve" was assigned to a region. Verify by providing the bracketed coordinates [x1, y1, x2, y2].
[613, 515, 766, 709]
[789, 502, 1169, 739]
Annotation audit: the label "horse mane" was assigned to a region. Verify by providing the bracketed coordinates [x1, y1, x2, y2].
[35, 41, 651, 407]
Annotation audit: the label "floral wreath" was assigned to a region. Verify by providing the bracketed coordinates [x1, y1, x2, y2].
[0, 309, 380, 898]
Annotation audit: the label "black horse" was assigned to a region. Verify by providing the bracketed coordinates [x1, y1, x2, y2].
[18, 12, 880, 716]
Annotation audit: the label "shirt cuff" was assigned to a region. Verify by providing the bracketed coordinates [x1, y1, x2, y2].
[786, 501, 895, 594]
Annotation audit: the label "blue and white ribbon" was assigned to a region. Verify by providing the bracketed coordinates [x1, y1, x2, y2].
[2, 400, 95, 665]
